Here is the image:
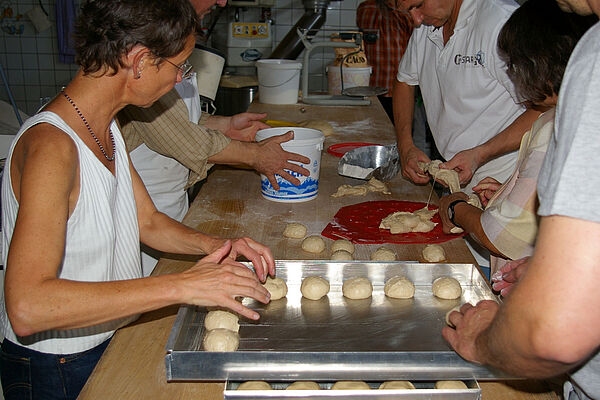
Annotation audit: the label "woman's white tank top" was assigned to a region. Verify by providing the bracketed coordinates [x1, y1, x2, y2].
[1, 112, 142, 354]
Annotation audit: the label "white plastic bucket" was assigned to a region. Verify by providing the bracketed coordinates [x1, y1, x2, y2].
[255, 127, 325, 202]
[327, 65, 372, 95]
[256, 59, 302, 104]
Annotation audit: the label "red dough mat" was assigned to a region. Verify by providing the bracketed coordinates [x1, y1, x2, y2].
[321, 200, 464, 244]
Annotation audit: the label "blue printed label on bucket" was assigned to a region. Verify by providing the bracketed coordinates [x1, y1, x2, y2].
[260, 159, 320, 202]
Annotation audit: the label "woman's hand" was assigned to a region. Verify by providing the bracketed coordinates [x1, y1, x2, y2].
[472, 177, 502, 207]
[226, 113, 269, 142]
[438, 192, 469, 234]
[179, 241, 271, 320]
[491, 256, 530, 297]
[205, 237, 275, 282]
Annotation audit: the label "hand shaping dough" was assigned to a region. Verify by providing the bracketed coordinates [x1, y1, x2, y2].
[283, 222, 307, 239]
[342, 277, 373, 299]
[298, 119, 334, 136]
[262, 277, 288, 300]
[370, 246, 396, 261]
[238, 381, 272, 390]
[202, 328, 240, 352]
[384, 276, 415, 299]
[445, 305, 462, 327]
[331, 250, 353, 260]
[286, 381, 321, 390]
[204, 310, 239, 332]
[422, 244, 446, 262]
[420, 160, 461, 193]
[379, 381, 416, 390]
[301, 276, 330, 300]
[331, 381, 371, 390]
[379, 206, 437, 234]
[432, 277, 462, 300]
[301, 235, 326, 253]
[331, 178, 391, 198]
[434, 381, 468, 389]
[331, 239, 355, 254]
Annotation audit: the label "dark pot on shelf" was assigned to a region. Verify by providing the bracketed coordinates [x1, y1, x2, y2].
[214, 85, 258, 116]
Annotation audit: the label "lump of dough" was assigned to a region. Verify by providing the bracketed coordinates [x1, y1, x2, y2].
[331, 381, 371, 390]
[263, 277, 288, 300]
[379, 381, 415, 390]
[371, 246, 396, 261]
[298, 119, 334, 136]
[283, 222, 307, 239]
[301, 276, 330, 300]
[331, 250, 353, 260]
[365, 177, 391, 194]
[203, 328, 239, 352]
[286, 381, 320, 390]
[331, 184, 369, 198]
[434, 381, 468, 389]
[384, 276, 415, 299]
[301, 235, 326, 253]
[331, 239, 354, 254]
[422, 244, 446, 262]
[238, 381, 272, 390]
[445, 305, 462, 327]
[204, 310, 239, 332]
[379, 206, 437, 234]
[342, 277, 373, 299]
[432, 277, 462, 300]
[422, 160, 461, 193]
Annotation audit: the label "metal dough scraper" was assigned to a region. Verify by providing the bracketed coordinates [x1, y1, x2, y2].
[337, 144, 400, 181]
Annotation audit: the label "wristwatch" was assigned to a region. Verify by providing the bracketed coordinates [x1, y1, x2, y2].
[447, 199, 467, 227]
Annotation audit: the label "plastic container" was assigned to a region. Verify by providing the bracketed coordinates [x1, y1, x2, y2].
[255, 59, 302, 104]
[327, 65, 372, 95]
[255, 127, 325, 202]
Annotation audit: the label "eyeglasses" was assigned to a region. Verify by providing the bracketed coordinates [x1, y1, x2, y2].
[162, 58, 193, 79]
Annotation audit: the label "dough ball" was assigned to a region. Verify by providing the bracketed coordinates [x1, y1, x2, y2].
[263, 277, 288, 300]
[301, 276, 330, 300]
[342, 277, 373, 299]
[298, 119, 334, 136]
[302, 235, 326, 253]
[331, 250, 353, 260]
[238, 381, 272, 390]
[445, 305, 462, 327]
[204, 310, 239, 332]
[379, 381, 415, 390]
[422, 244, 446, 262]
[283, 222, 307, 239]
[434, 381, 468, 389]
[331, 239, 355, 254]
[432, 277, 462, 300]
[384, 276, 415, 299]
[331, 381, 371, 390]
[202, 328, 239, 352]
[370, 246, 396, 261]
[286, 381, 320, 390]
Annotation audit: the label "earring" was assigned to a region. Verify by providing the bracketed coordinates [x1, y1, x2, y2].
[135, 71, 142, 79]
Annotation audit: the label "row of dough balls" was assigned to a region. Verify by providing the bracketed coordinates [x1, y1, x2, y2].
[263, 275, 462, 301]
[202, 310, 241, 352]
[237, 380, 468, 390]
[284, 223, 447, 262]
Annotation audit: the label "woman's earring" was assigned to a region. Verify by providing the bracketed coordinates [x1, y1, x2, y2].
[135, 71, 142, 79]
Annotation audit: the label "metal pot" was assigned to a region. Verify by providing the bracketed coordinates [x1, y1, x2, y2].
[214, 85, 258, 116]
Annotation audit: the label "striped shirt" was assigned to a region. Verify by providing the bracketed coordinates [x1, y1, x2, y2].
[1, 112, 141, 354]
[356, 0, 413, 96]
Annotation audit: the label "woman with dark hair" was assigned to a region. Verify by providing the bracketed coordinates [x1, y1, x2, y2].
[0, 1, 273, 398]
[438, 0, 596, 278]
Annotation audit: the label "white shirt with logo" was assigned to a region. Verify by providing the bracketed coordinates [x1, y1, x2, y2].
[397, 0, 523, 190]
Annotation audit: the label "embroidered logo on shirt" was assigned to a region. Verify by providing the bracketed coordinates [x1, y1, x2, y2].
[454, 51, 486, 67]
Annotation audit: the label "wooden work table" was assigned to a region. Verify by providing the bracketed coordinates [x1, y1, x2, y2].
[79, 99, 560, 399]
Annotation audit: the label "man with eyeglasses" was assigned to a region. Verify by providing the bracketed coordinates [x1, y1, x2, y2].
[118, 0, 309, 276]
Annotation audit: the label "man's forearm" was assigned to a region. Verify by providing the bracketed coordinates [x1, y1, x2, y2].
[392, 80, 416, 150]
[476, 108, 541, 165]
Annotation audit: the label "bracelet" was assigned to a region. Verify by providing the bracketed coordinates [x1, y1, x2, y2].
[448, 199, 468, 228]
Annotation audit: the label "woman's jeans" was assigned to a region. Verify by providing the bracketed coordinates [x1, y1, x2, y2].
[0, 338, 110, 400]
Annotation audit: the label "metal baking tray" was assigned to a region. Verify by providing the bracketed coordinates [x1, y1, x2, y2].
[224, 380, 481, 400]
[165, 261, 507, 381]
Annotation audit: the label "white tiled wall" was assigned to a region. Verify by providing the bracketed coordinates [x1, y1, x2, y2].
[0, 0, 359, 116]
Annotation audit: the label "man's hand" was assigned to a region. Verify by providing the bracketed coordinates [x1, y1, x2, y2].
[251, 131, 310, 190]
[441, 147, 483, 185]
[491, 256, 530, 297]
[398, 145, 431, 184]
[472, 177, 502, 207]
[225, 113, 269, 142]
[442, 300, 499, 364]
[438, 192, 469, 234]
